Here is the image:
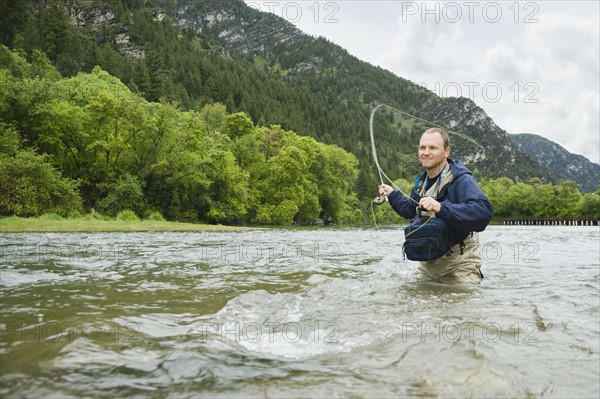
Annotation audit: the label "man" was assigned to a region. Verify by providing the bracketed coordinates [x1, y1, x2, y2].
[378, 127, 493, 284]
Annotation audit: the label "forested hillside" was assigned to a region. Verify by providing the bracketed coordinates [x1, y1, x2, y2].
[1, 0, 598, 223]
[1, 1, 558, 189]
[511, 133, 600, 193]
[0, 48, 360, 223]
[165, 0, 554, 186]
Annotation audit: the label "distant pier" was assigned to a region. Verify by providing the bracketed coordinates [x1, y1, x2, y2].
[494, 217, 599, 226]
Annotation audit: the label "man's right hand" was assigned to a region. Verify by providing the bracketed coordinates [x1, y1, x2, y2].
[378, 184, 393, 196]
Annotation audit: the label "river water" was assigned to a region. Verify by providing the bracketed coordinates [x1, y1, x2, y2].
[0, 225, 598, 398]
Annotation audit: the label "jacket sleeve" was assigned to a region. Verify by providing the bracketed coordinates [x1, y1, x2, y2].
[388, 189, 419, 220]
[436, 174, 492, 232]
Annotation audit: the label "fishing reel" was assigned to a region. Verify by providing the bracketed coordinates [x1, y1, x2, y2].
[372, 194, 388, 205]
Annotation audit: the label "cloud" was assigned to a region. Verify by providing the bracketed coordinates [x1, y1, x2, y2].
[247, 1, 599, 163]
[376, 4, 599, 163]
[484, 12, 600, 162]
[377, 7, 465, 80]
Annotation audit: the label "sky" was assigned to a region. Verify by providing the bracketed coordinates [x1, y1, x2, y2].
[244, 0, 600, 164]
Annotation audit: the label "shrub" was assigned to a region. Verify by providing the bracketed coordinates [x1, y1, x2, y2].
[146, 211, 165, 221]
[0, 150, 82, 217]
[67, 210, 82, 219]
[83, 211, 109, 221]
[96, 175, 144, 217]
[116, 209, 140, 222]
[39, 213, 64, 220]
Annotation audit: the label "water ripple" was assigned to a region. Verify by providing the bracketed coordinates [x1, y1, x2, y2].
[1, 226, 598, 398]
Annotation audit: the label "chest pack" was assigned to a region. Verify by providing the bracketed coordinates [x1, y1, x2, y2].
[402, 166, 453, 261]
[403, 214, 452, 261]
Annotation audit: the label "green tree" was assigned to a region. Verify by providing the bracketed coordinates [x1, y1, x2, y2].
[0, 116, 81, 217]
[579, 189, 600, 219]
[312, 142, 359, 222]
[203, 149, 250, 224]
[146, 149, 210, 222]
[252, 145, 311, 225]
[480, 178, 514, 217]
[32, 0, 80, 75]
[0, 0, 27, 47]
[0, 122, 21, 155]
[96, 174, 144, 217]
[222, 111, 254, 140]
[0, 149, 81, 217]
[36, 98, 86, 177]
[1, 48, 373, 225]
[0, 49, 61, 145]
[553, 180, 582, 218]
[506, 182, 535, 216]
[533, 183, 557, 217]
[0, 45, 32, 78]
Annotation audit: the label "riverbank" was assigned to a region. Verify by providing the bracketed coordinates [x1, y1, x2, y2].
[0, 216, 254, 233]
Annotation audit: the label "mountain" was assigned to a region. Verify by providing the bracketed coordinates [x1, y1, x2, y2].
[511, 133, 600, 193]
[2, 0, 558, 198]
[166, 0, 555, 183]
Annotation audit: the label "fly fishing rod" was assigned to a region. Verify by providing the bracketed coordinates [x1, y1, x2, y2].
[369, 104, 390, 205]
[369, 102, 483, 206]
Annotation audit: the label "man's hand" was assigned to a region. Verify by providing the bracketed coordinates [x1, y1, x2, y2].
[419, 196, 441, 213]
[378, 184, 393, 196]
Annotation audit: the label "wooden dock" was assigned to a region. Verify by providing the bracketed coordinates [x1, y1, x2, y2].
[493, 217, 599, 226]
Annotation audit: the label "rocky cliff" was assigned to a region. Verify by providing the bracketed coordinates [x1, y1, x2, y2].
[511, 133, 600, 192]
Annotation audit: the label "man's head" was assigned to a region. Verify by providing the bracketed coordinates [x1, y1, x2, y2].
[419, 128, 451, 175]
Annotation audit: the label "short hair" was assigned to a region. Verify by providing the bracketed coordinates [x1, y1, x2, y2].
[423, 128, 450, 148]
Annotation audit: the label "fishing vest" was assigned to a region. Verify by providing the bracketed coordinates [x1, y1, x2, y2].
[417, 164, 454, 203]
[420, 164, 471, 250]
[402, 164, 463, 261]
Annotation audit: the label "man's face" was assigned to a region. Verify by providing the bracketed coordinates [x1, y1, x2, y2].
[418, 132, 451, 173]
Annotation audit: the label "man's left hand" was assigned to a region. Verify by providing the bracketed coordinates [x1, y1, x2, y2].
[419, 196, 441, 213]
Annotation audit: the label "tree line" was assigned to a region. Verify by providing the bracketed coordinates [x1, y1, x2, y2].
[1, 0, 555, 202]
[1, 46, 598, 224]
[370, 176, 600, 223]
[0, 47, 360, 224]
[479, 178, 600, 219]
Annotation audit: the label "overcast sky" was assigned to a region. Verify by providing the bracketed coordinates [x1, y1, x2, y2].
[244, 0, 600, 163]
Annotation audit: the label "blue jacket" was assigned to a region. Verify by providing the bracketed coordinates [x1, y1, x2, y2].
[388, 159, 493, 243]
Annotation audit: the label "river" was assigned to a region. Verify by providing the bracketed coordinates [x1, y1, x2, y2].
[1, 225, 599, 398]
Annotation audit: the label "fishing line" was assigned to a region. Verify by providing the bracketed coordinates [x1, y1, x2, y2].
[369, 102, 483, 206]
[369, 104, 386, 186]
[372, 102, 482, 147]
[371, 197, 434, 236]
[370, 103, 480, 243]
[369, 104, 417, 205]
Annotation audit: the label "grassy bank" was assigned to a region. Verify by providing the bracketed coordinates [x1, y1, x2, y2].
[0, 216, 254, 233]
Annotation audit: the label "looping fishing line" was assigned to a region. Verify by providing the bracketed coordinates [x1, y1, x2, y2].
[370, 102, 483, 203]
[369, 102, 483, 229]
